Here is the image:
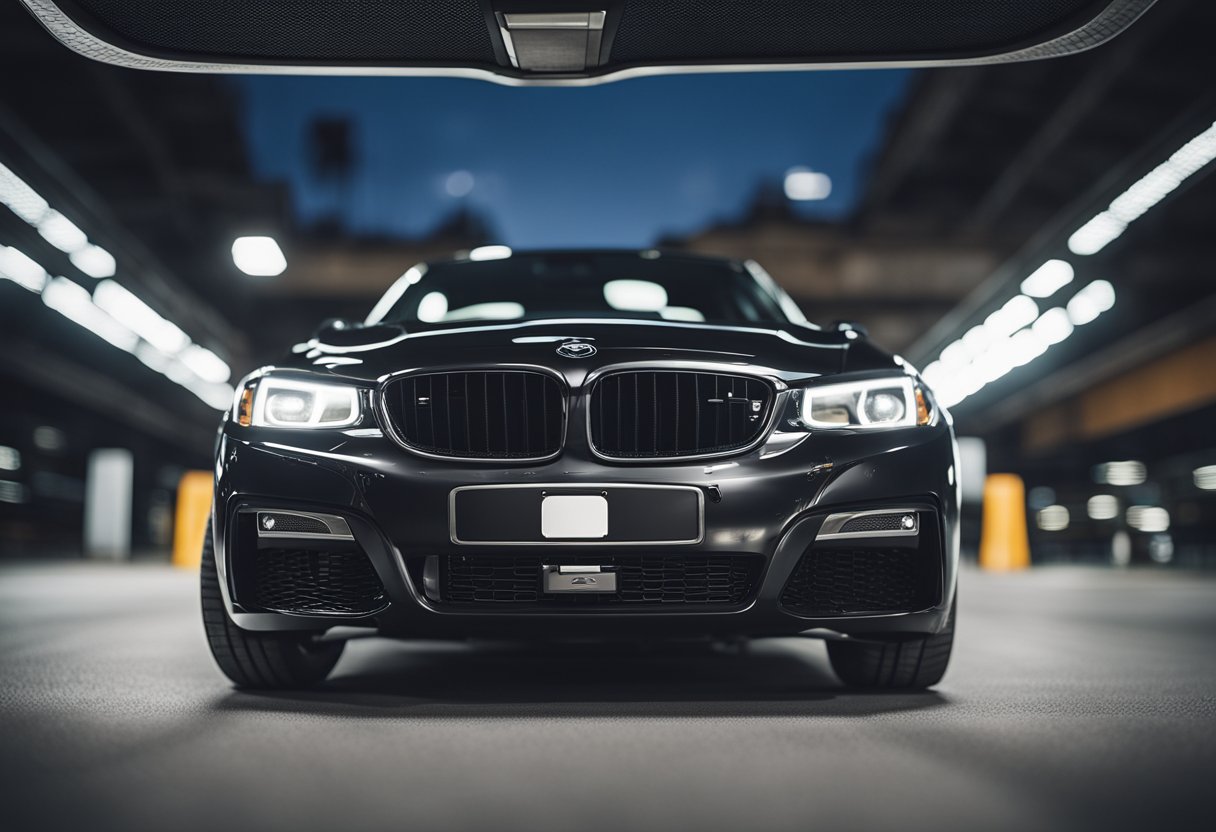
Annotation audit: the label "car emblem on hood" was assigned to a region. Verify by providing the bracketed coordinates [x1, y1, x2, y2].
[556, 341, 597, 359]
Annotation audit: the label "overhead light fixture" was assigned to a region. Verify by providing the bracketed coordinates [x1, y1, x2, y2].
[467, 245, 512, 262]
[1, 161, 125, 282]
[0, 445, 19, 472]
[928, 270, 1118, 409]
[1126, 505, 1169, 533]
[1087, 495, 1119, 520]
[10, 248, 232, 410]
[42, 276, 139, 353]
[0, 246, 49, 293]
[1031, 307, 1073, 346]
[69, 244, 117, 279]
[37, 210, 89, 253]
[1095, 460, 1146, 486]
[180, 343, 232, 384]
[93, 280, 190, 354]
[1020, 259, 1074, 298]
[783, 167, 833, 201]
[1066, 280, 1116, 326]
[1194, 465, 1216, 491]
[231, 236, 287, 277]
[0, 161, 49, 224]
[1036, 505, 1070, 532]
[1068, 121, 1216, 256]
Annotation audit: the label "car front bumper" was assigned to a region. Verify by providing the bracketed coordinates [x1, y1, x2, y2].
[212, 418, 960, 641]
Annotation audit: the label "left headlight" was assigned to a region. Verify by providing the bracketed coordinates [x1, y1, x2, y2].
[796, 376, 932, 429]
[236, 377, 361, 429]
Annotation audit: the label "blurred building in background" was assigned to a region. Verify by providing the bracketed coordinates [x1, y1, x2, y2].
[1, 1, 1214, 564]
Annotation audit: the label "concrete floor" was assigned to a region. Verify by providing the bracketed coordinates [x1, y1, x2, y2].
[0, 563, 1212, 832]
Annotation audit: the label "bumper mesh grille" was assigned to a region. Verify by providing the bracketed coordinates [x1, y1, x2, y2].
[441, 554, 762, 607]
[780, 548, 937, 617]
[383, 371, 564, 459]
[590, 371, 774, 458]
[254, 548, 387, 616]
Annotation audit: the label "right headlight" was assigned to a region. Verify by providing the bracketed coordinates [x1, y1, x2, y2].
[235, 376, 362, 429]
[797, 376, 933, 429]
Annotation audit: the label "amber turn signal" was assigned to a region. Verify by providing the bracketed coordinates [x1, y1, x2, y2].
[915, 386, 932, 426]
[237, 386, 254, 427]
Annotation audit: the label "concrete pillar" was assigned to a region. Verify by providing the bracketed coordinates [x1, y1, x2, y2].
[83, 448, 134, 560]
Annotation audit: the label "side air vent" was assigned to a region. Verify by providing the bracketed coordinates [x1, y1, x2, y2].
[254, 548, 388, 617]
[381, 370, 565, 460]
[589, 370, 775, 459]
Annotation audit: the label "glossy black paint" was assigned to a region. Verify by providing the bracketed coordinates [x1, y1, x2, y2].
[212, 253, 960, 642]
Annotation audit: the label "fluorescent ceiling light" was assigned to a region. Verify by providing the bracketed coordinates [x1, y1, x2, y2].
[1031, 307, 1073, 346]
[0, 161, 49, 224]
[984, 295, 1038, 339]
[1126, 505, 1169, 533]
[42, 276, 139, 353]
[1095, 460, 1146, 486]
[0, 161, 119, 280]
[1067, 280, 1116, 326]
[93, 280, 190, 354]
[0, 246, 49, 293]
[1194, 465, 1216, 491]
[69, 244, 117, 279]
[1087, 495, 1119, 520]
[783, 167, 832, 201]
[468, 245, 512, 262]
[179, 343, 232, 384]
[928, 272, 1117, 409]
[0, 445, 20, 472]
[231, 236, 287, 276]
[1036, 505, 1070, 532]
[1020, 259, 1074, 298]
[1068, 121, 1216, 256]
[37, 209, 89, 253]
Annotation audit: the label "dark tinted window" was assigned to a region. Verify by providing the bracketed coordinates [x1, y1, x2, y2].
[374, 252, 793, 328]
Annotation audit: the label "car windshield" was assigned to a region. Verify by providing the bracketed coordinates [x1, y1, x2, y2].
[370, 252, 800, 329]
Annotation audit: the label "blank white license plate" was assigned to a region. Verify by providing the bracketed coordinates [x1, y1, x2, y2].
[541, 495, 608, 539]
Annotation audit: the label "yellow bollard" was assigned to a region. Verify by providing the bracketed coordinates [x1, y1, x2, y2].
[979, 473, 1031, 571]
[172, 471, 213, 569]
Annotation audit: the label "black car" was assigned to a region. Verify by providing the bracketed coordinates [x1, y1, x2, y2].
[202, 250, 959, 690]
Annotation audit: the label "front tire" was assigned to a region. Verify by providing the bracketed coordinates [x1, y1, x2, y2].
[826, 593, 956, 690]
[200, 520, 344, 689]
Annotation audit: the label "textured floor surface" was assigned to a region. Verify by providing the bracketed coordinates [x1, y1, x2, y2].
[0, 562, 1213, 832]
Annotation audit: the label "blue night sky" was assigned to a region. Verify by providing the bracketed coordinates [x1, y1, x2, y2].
[234, 70, 912, 248]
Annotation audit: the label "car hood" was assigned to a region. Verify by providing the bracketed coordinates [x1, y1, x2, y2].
[271, 318, 889, 385]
